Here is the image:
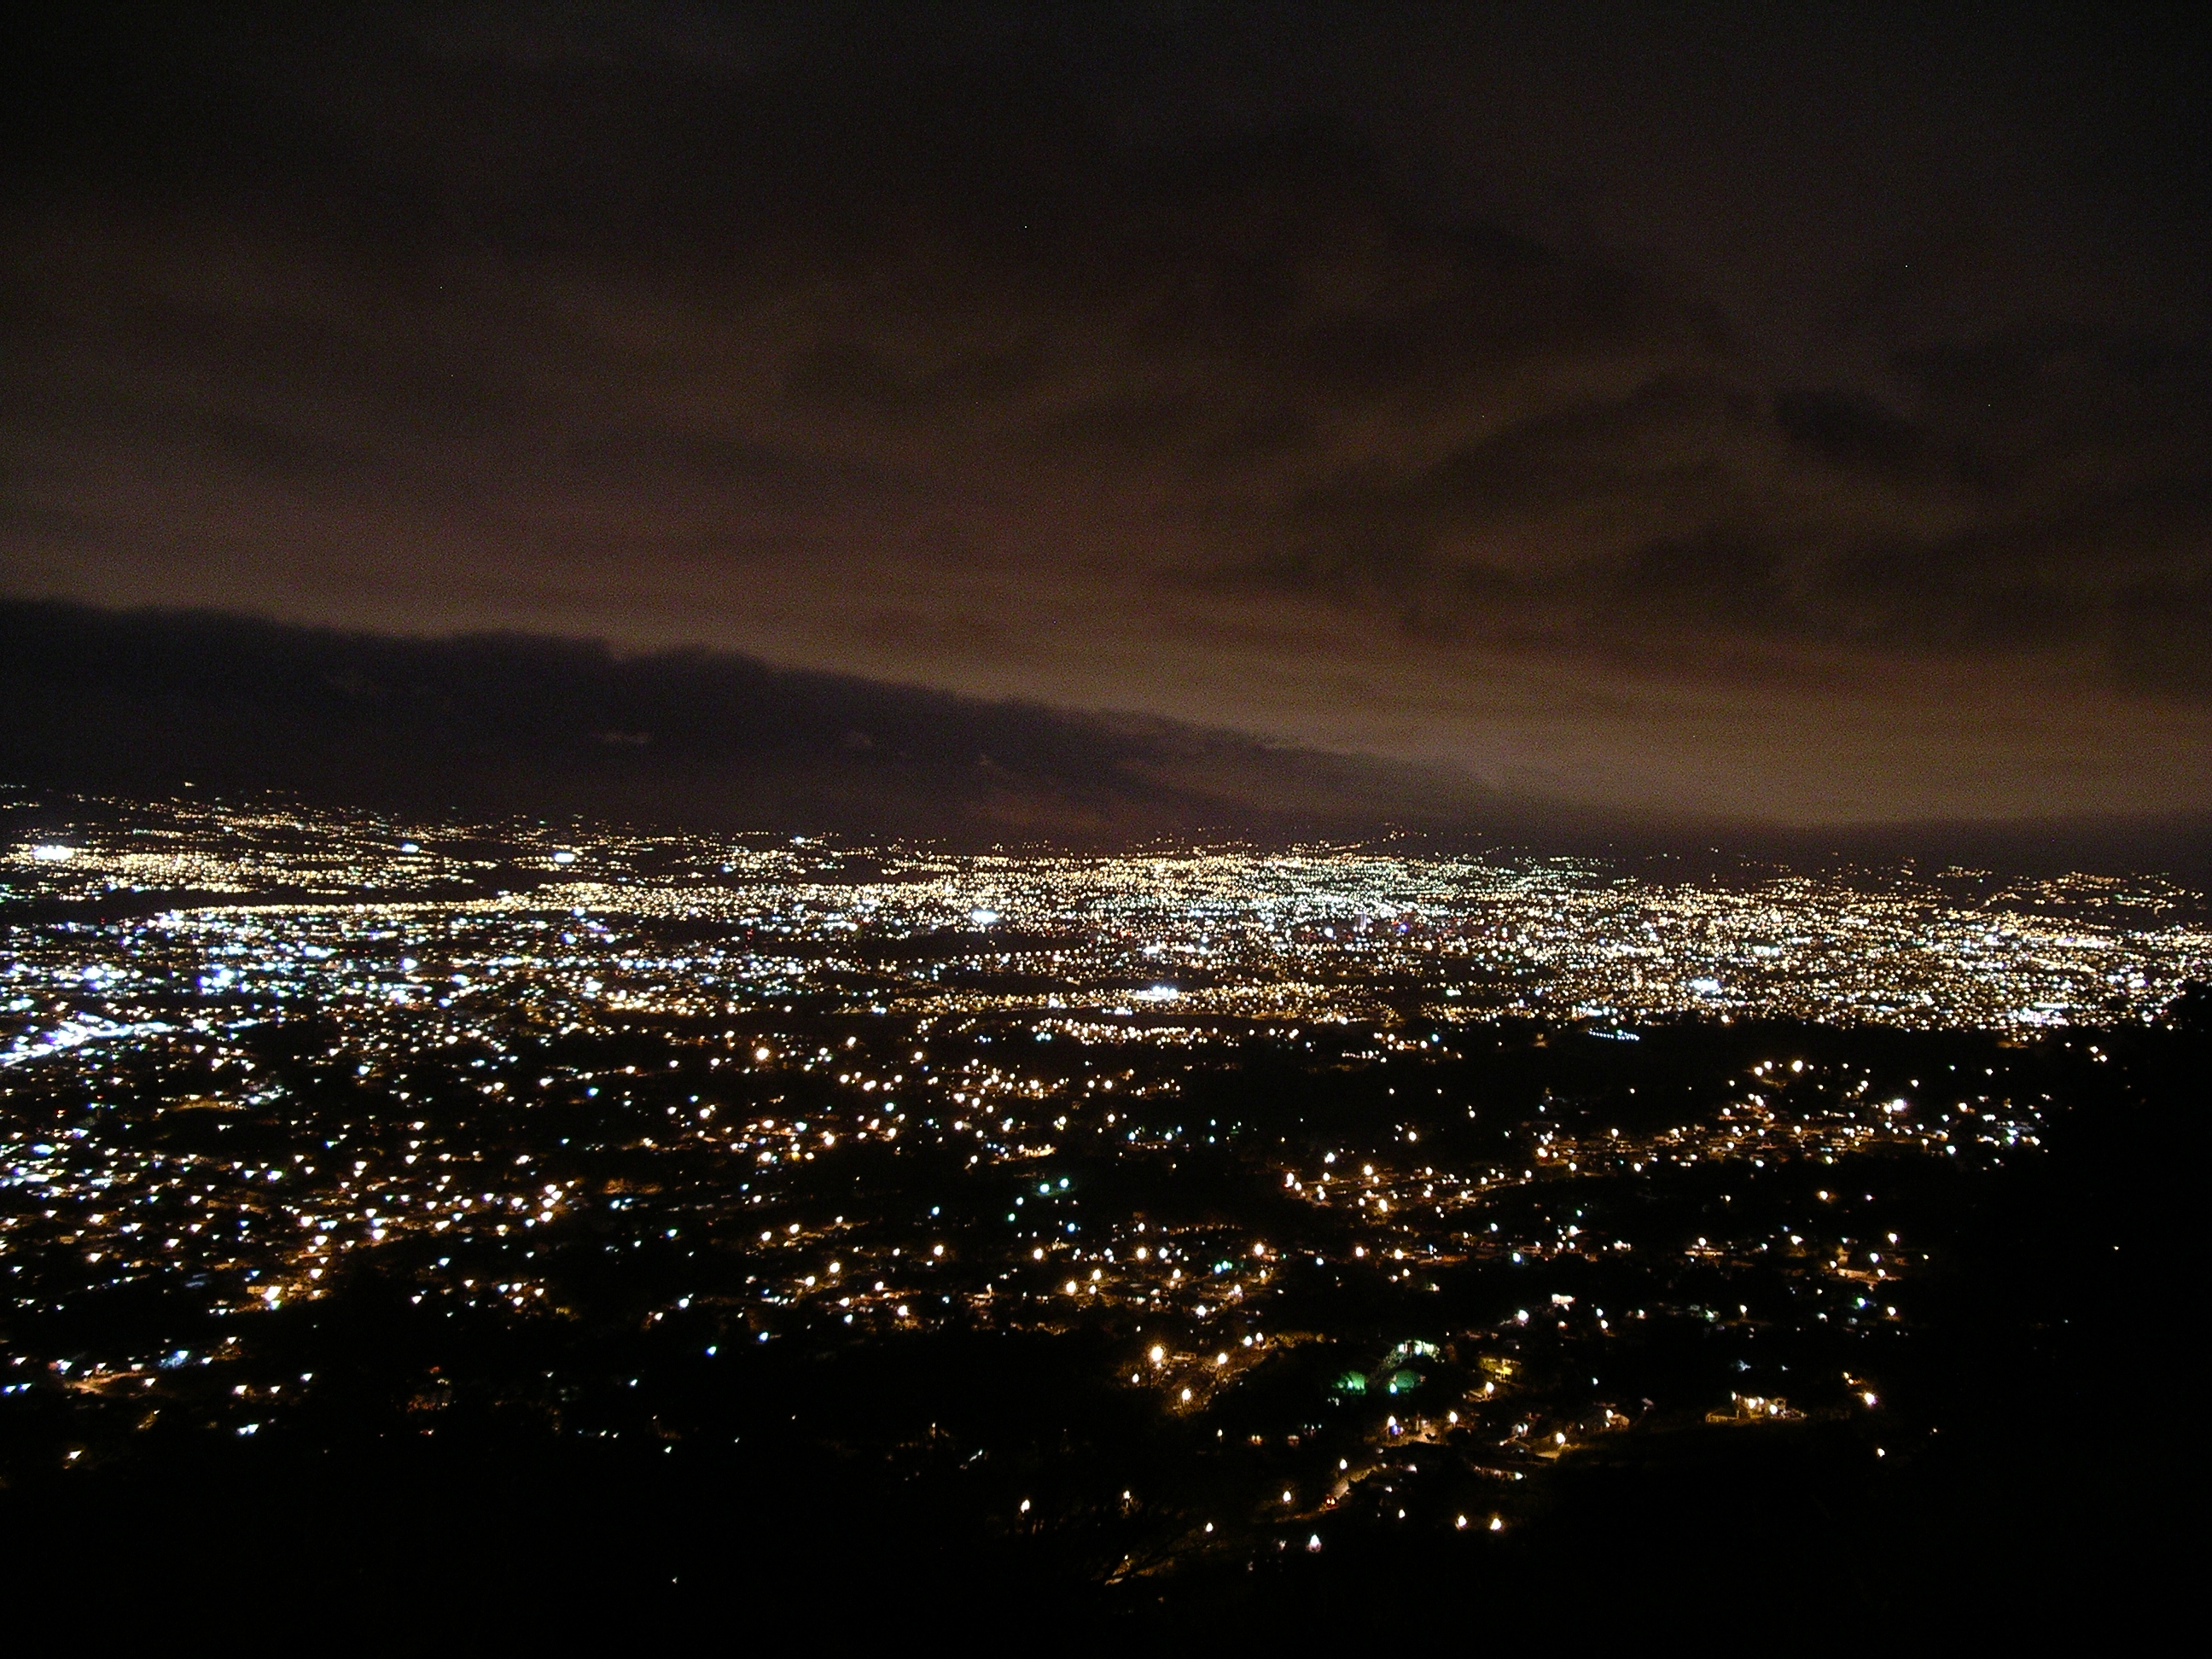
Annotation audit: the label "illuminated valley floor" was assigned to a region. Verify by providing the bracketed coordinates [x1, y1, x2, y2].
[0, 795, 2200, 1629]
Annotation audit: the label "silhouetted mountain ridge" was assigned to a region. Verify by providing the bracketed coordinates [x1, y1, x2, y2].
[7, 601, 2208, 876]
[0, 600, 1510, 842]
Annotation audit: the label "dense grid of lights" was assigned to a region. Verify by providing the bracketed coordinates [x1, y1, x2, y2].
[0, 795, 2198, 1555]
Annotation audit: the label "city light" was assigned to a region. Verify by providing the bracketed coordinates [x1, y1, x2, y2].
[0, 794, 2199, 1594]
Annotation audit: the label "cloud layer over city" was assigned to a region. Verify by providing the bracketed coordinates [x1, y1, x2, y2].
[6, 6, 2209, 823]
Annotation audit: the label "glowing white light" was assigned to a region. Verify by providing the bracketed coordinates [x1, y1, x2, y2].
[30, 845, 75, 862]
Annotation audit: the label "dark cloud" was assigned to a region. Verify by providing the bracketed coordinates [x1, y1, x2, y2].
[1771, 390, 1925, 475]
[0, 598, 1519, 842]
[3, 4, 2208, 824]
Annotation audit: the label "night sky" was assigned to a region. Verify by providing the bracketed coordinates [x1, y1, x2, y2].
[6, 5, 2209, 827]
